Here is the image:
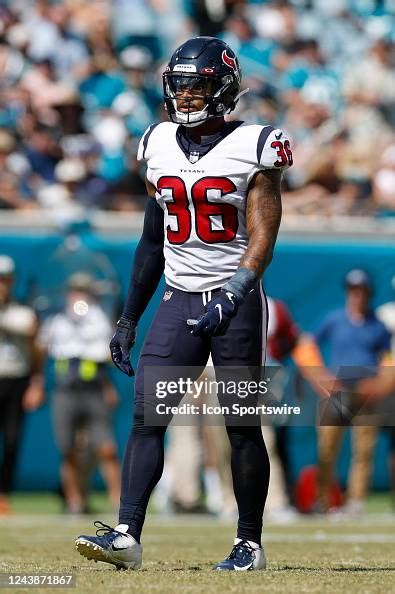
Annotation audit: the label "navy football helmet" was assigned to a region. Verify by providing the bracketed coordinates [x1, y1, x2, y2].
[163, 37, 243, 127]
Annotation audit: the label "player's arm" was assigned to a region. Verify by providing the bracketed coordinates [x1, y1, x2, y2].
[239, 168, 282, 279]
[192, 170, 282, 338]
[120, 179, 164, 324]
[110, 180, 164, 376]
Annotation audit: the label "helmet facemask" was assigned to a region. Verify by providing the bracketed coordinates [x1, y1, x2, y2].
[163, 72, 240, 127]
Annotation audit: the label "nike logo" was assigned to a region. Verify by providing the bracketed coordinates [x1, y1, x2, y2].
[215, 304, 222, 322]
[234, 562, 253, 571]
[112, 544, 132, 551]
[275, 131, 282, 140]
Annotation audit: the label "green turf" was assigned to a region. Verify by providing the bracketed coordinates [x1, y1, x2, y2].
[7, 492, 115, 515]
[1, 498, 394, 593]
[7, 491, 394, 515]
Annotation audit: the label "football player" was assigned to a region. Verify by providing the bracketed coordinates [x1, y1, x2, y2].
[75, 36, 292, 571]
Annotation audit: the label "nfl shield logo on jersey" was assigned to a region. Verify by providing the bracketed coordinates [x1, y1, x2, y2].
[163, 290, 173, 302]
[189, 151, 200, 164]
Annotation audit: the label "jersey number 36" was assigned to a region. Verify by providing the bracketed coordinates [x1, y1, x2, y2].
[157, 176, 238, 245]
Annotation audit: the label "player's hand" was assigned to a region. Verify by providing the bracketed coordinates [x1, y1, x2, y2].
[191, 291, 239, 337]
[109, 317, 136, 377]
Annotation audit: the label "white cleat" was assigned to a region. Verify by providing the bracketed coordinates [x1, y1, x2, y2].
[214, 539, 266, 571]
[75, 522, 142, 569]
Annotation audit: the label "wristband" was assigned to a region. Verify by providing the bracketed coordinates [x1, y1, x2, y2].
[222, 267, 257, 302]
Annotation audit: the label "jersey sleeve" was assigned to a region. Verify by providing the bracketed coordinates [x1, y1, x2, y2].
[137, 123, 159, 162]
[246, 125, 293, 184]
[257, 126, 293, 172]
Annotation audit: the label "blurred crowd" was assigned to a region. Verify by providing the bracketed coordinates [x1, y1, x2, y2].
[1, 0, 395, 217]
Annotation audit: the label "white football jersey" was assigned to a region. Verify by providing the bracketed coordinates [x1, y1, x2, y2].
[137, 121, 292, 292]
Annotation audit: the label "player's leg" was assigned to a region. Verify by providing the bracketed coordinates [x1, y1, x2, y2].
[118, 288, 210, 539]
[75, 287, 210, 568]
[211, 285, 269, 570]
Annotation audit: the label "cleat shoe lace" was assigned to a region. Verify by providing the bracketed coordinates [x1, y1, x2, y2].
[92, 521, 128, 547]
[227, 540, 256, 564]
[214, 539, 266, 571]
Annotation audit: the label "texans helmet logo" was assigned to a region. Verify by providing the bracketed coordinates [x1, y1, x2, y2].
[222, 50, 237, 71]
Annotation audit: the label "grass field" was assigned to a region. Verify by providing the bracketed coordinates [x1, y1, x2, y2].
[0, 494, 394, 593]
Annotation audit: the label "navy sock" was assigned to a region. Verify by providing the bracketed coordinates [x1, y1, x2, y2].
[118, 411, 166, 542]
[227, 426, 270, 547]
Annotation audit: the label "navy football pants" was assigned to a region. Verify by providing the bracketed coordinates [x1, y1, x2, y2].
[119, 285, 270, 545]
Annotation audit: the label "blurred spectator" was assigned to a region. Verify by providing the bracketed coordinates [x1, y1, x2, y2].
[0, 256, 43, 515]
[21, 0, 60, 63]
[45, 3, 89, 80]
[36, 158, 88, 213]
[342, 38, 395, 121]
[297, 269, 391, 515]
[221, 12, 277, 80]
[0, 36, 27, 90]
[21, 59, 77, 125]
[377, 280, 395, 507]
[254, 0, 297, 46]
[23, 124, 62, 184]
[115, 45, 161, 136]
[372, 144, 395, 213]
[66, 0, 112, 52]
[78, 52, 126, 112]
[0, 129, 36, 209]
[0, 171, 32, 211]
[108, 172, 146, 212]
[190, 0, 237, 36]
[376, 276, 395, 357]
[282, 90, 346, 215]
[92, 110, 129, 182]
[39, 272, 120, 514]
[265, 296, 300, 517]
[279, 39, 339, 106]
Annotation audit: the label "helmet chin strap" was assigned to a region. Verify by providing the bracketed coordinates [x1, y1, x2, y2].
[178, 111, 209, 127]
[172, 99, 210, 127]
